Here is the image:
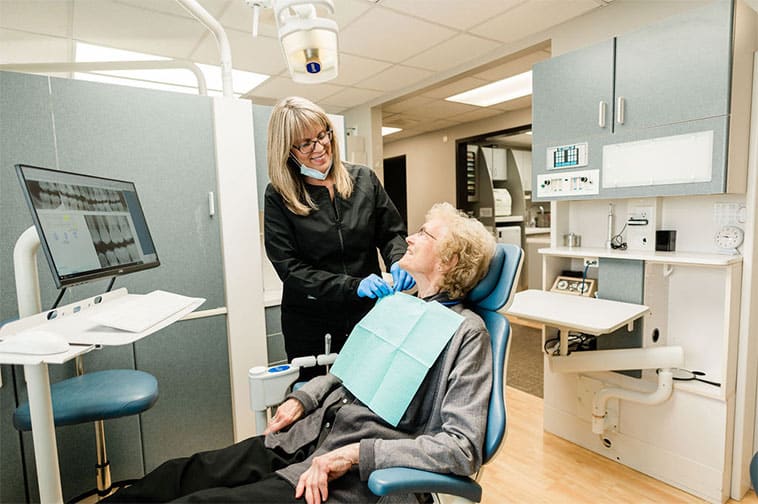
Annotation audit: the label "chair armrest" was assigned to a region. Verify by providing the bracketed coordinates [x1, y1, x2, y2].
[367, 467, 482, 502]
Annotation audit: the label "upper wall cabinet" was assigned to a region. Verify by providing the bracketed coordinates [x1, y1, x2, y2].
[532, 0, 756, 201]
[615, 0, 732, 131]
[533, 38, 615, 146]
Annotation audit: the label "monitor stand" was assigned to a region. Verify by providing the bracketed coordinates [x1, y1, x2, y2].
[13, 225, 64, 503]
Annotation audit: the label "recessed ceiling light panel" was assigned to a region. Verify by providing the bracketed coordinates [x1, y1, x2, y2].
[445, 70, 532, 107]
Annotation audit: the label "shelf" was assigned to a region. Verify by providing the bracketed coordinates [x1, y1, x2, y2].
[495, 215, 524, 223]
[538, 246, 742, 267]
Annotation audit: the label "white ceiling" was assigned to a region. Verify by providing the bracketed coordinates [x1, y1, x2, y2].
[0, 0, 613, 141]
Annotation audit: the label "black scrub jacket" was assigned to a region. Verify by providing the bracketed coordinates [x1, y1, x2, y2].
[264, 163, 408, 341]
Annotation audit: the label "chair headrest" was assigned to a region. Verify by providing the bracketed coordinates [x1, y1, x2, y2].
[466, 244, 523, 312]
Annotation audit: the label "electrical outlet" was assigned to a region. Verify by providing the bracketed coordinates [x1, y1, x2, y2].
[626, 203, 655, 251]
[584, 258, 598, 268]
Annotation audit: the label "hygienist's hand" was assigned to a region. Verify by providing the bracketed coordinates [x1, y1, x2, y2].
[357, 274, 392, 299]
[390, 262, 416, 292]
[264, 398, 304, 435]
[295, 443, 359, 504]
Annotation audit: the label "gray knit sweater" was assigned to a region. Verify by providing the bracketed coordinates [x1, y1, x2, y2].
[264, 304, 492, 503]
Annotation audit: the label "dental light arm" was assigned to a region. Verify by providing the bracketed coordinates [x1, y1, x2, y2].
[175, 0, 233, 96]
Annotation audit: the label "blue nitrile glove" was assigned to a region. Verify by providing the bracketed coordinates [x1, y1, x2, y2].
[390, 262, 416, 292]
[357, 274, 392, 299]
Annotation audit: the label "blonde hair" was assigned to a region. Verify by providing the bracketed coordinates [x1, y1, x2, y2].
[430, 203, 497, 299]
[267, 96, 353, 215]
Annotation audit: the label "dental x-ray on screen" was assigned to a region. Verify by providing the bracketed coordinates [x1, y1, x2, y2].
[16, 164, 160, 288]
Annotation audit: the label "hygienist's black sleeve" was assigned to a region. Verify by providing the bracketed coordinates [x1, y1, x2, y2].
[263, 185, 362, 304]
[368, 169, 408, 269]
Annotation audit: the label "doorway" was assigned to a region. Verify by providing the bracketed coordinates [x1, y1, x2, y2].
[383, 155, 408, 228]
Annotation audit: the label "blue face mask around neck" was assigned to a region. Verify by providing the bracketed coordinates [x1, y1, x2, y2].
[292, 153, 332, 181]
[300, 163, 331, 180]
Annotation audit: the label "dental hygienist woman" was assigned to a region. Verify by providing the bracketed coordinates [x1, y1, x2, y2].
[264, 96, 414, 380]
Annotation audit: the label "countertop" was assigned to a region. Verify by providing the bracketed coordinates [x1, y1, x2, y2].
[525, 226, 551, 236]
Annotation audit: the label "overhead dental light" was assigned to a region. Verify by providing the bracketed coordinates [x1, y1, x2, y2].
[248, 0, 339, 84]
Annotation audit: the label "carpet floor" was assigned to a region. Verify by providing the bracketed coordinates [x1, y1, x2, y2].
[506, 324, 544, 398]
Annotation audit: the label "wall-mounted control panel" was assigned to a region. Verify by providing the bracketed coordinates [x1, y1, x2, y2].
[546, 142, 588, 170]
[550, 275, 597, 297]
[536, 169, 599, 198]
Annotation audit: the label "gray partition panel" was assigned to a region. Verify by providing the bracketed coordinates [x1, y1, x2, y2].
[48, 76, 225, 307]
[1, 71, 233, 500]
[597, 258, 645, 378]
[136, 315, 233, 470]
[0, 71, 59, 319]
[253, 104, 273, 211]
[0, 364, 26, 504]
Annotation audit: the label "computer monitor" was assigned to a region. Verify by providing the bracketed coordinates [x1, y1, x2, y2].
[15, 164, 160, 288]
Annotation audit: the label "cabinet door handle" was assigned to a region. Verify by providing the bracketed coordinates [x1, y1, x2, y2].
[598, 101, 607, 128]
[616, 96, 625, 125]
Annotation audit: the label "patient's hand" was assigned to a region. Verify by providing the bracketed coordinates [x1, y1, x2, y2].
[295, 443, 359, 504]
[264, 398, 304, 435]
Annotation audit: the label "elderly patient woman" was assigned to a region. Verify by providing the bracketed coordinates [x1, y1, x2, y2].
[104, 202, 497, 504]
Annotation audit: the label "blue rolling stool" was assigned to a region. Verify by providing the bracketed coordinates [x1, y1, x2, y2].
[13, 363, 159, 502]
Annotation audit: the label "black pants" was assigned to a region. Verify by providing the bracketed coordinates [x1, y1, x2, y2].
[281, 307, 369, 381]
[103, 436, 310, 503]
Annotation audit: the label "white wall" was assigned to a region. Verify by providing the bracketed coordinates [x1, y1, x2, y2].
[343, 106, 384, 179]
[211, 97, 267, 440]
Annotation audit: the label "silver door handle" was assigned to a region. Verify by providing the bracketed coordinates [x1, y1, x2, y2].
[598, 101, 607, 128]
[616, 96, 625, 125]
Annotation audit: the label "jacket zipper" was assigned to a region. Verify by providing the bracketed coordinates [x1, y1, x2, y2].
[332, 195, 348, 275]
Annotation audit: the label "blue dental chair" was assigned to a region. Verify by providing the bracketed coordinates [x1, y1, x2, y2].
[368, 243, 524, 503]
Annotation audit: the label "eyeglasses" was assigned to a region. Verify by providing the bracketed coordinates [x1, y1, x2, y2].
[414, 226, 437, 241]
[293, 129, 332, 155]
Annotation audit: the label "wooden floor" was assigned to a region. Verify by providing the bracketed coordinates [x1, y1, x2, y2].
[480, 387, 758, 504]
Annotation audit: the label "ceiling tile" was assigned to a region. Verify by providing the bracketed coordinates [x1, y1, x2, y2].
[378, 0, 525, 31]
[0, 29, 72, 64]
[333, 0, 375, 29]
[355, 64, 434, 93]
[339, 7, 456, 63]
[492, 95, 532, 111]
[329, 53, 393, 87]
[219, 0, 373, 39]
[419, 76, 489, 100]
[383, 95, 434, 114]
[471, 0, 599, 44]
[115, 0, 229, 18]
[403, 34, 501, 72]
[72, 1, 206, 59]
[191, 29, 287, 76]
[320, 87, 384, 109]
[0, 1, 71, 37]
[402, 99, 479, 120]
[383, 115, 422, 129]
[453, 107, 504, 123]
[417, 118, 458, 132]
[246, 76, 343, 104]
[471, 49, 549, 81]
[218, 0, 279, 38]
